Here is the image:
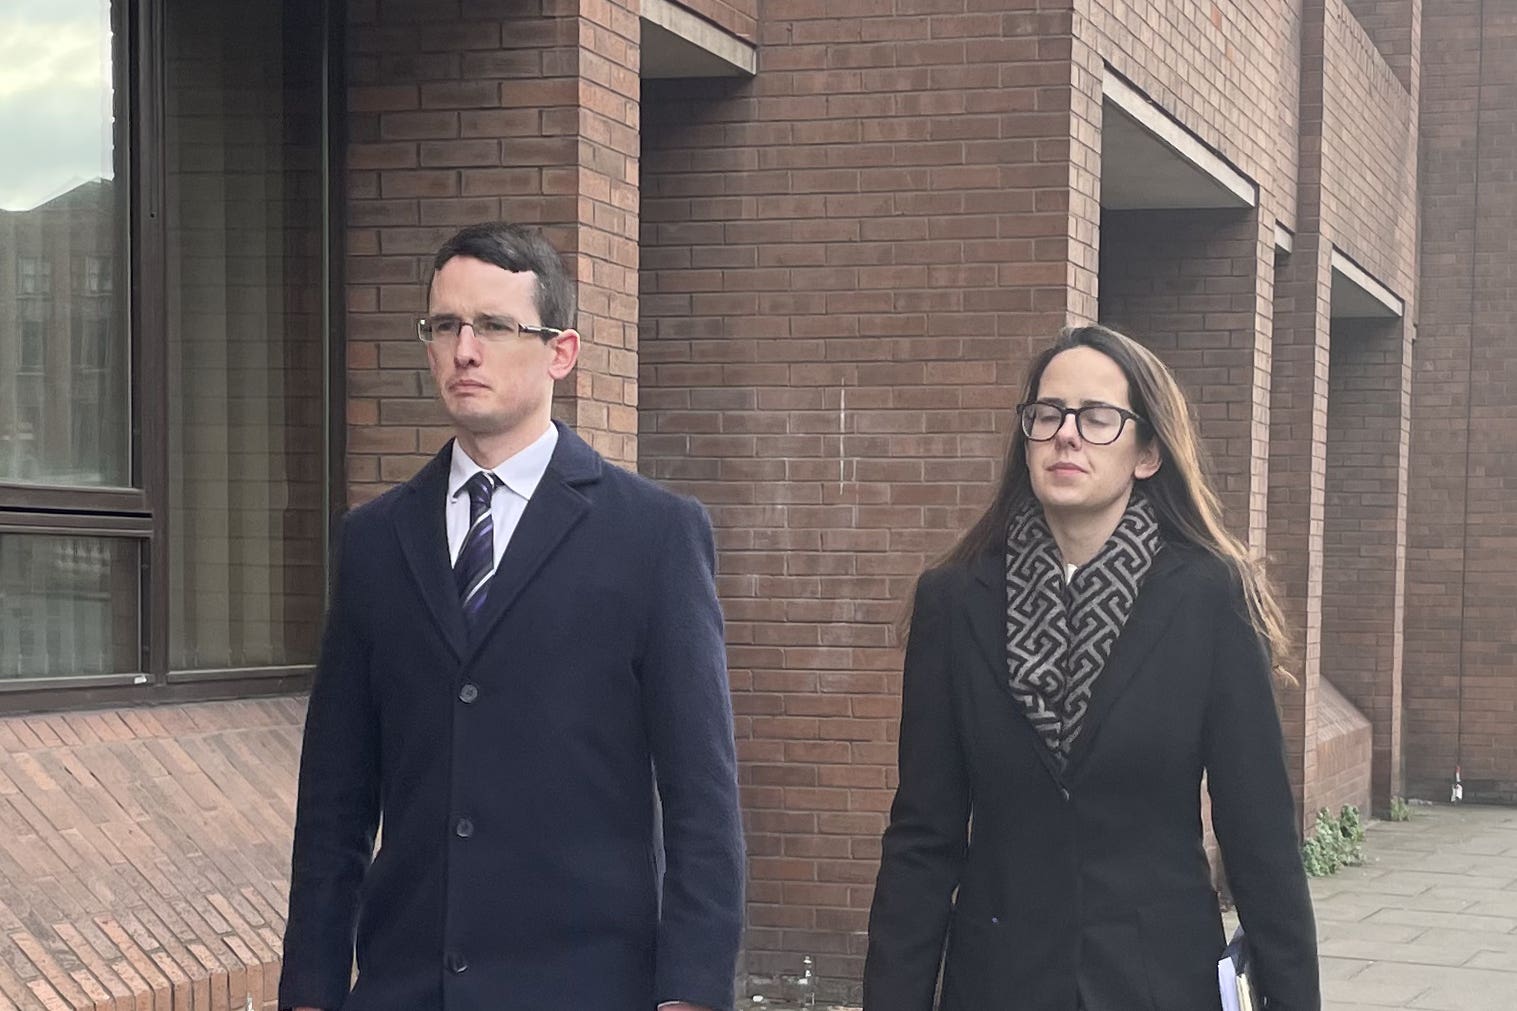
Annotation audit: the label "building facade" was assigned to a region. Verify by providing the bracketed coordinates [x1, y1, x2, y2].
[0, 0, 1513, 1006]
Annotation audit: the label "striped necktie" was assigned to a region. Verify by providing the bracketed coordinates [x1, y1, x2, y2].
[455, 471, 500, 625]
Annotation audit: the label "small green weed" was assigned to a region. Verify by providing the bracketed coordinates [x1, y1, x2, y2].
[1301, 805, 1366, 877]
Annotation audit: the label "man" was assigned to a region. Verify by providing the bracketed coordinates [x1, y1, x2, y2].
[279, 222, 745, 1011]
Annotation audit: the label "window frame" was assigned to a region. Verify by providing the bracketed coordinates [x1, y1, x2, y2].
[17, 258, 52, 296]
[0, 0, 347, 713]
[84, 256, 114, 295]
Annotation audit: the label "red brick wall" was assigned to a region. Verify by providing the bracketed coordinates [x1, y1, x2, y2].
[638, 0, 1423, 995]
[1312, 0, 1418, 815]
[1343, 0, 1420, 92]
[669, 0, 757, 41]
[1080, 2, 1418, 830]
[640, 3, 1087, 992]
[344, 0, 640, 504]
[1405, 1, 1517, 802]
[1266, 0, 1418, 824]
[1082, 0, 1305, 234]
[1319, 0, 1419, 296]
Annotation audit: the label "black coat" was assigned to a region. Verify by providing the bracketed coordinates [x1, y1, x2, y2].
[279, 423, 745, 1011]
[864, 544, 1319, 1011]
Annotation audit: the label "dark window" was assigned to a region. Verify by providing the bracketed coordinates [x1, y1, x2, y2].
[0, 0, 340, 707]
[18, 321, 45, 375]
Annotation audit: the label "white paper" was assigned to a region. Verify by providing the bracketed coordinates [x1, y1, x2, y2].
[1218, 953, 1243, 1011]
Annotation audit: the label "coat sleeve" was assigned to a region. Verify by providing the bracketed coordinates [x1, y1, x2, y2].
[863, 570, 970, 1011]
[1203, 574, 1321, 1011]
[278, 514, 381, 1011]
[639, 496, 745, 1011]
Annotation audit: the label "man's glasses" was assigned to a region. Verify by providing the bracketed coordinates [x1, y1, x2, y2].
[417, 315, 562, 344]
[1016, 401, 1146, 445]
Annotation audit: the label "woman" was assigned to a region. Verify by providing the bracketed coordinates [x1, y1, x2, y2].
[864, 325, 1319, 1011]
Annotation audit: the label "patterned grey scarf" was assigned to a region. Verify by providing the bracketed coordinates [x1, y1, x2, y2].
[1004, 492, 1164, 766]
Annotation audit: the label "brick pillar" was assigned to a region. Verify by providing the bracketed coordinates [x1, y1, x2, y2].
[1265, 0, 1343, 829]
[1402, 1, 1475, 802]
[1322, 317, 1408, 812]
[1099, 208, 1276, 548]
[1268, 237, 1330, 828]
[344, 0, 639, 503]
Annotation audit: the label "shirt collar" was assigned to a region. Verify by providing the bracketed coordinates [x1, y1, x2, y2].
[447, 423, 560, 502]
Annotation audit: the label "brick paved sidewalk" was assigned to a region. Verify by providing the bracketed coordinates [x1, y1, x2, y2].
[0, 699, 304, 1011]
[2, 696, 1511, 1010]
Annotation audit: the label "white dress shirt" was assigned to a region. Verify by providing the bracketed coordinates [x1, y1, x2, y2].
[445, 424, 559, 572]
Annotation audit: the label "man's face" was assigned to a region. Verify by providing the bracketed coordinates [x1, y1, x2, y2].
[425, 255, 572, 442]
[1025, 346, 1160, 519]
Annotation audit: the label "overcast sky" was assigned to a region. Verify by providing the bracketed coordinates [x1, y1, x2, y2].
[0, 0, 113, 212]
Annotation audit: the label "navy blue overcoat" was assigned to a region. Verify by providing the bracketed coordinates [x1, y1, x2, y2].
[280, 422, 744, 1011]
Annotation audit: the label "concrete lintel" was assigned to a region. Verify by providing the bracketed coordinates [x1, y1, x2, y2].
[1330, 249, 1404, 319]
[641, 0, 756, 79]
[1275, 222, 1294, 254]
[1101, 68, 1258, 210]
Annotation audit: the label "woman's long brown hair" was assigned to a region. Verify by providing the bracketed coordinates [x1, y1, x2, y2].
[923, 324, 1293, 671]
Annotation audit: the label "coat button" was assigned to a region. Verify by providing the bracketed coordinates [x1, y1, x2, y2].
[446, 952, 468, 974]
[455, 816, 474, 838]
[458, 683, 479, 704]
[990, 916, 1000, 925]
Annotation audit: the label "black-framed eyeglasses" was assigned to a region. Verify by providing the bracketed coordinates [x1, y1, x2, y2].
[417, 315, 563, 344]
[1016, 401, 1146, 445]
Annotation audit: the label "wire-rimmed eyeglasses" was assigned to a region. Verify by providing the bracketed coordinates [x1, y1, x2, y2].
[417, 315, 563, 344]
[1016, 401, 1146, 445]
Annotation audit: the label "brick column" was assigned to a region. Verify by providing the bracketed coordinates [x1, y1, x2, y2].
[344, 0, 640, 503]
[1267, 236, 1331, 827]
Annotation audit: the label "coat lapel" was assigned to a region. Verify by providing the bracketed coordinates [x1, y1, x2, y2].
[966, 551, 1070, 788]
[1062, 545, 1188, 777]
[966, 551, 1006, 682]
[461, 422, 601, 666]
[394, 443, 468, 661]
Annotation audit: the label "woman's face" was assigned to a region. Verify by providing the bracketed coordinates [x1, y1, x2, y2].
[1024, 346, 1161, 521]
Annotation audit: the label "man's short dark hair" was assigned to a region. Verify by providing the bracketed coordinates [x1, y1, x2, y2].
[430, 222, 577, 331]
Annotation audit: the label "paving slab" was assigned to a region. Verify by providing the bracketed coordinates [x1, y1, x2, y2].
[746, 805, 1517, 1009]
[1308, 804, 1517, 1010]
